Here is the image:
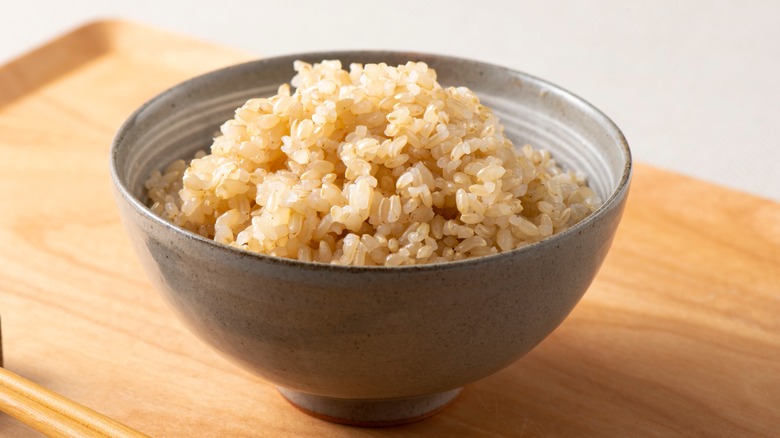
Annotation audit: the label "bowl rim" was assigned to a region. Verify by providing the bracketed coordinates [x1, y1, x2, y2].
[110, 50, 632, 273]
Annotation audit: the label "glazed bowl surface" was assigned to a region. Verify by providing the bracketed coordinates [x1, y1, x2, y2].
[110, 51, 631, 426]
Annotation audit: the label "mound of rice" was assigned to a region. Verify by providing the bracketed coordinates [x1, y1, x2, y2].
[145, 60, 601, 266]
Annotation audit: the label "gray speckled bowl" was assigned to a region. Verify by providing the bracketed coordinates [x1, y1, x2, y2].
[110, 51, 631, 426]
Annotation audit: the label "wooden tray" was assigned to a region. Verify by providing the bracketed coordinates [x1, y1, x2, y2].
[1, 20, 778, 437]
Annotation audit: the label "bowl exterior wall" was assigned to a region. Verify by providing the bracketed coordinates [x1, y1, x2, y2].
[115, 186, 626, 399]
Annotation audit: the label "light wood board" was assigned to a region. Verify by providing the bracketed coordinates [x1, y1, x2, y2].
[0, 20, 778, 437]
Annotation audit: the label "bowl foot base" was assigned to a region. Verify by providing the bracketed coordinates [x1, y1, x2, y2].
[276, 386, 462, 427]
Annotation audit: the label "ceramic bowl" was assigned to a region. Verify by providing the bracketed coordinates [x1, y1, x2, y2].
[110, 51, 631, 426]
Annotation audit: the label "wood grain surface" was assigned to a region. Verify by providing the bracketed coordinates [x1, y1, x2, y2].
[0, 20, 778, 437]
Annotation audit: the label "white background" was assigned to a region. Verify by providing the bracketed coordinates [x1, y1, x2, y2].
[3, 1, 778, 201]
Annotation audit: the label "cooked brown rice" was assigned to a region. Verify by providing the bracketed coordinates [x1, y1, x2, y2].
[145, 60, 601, 266]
